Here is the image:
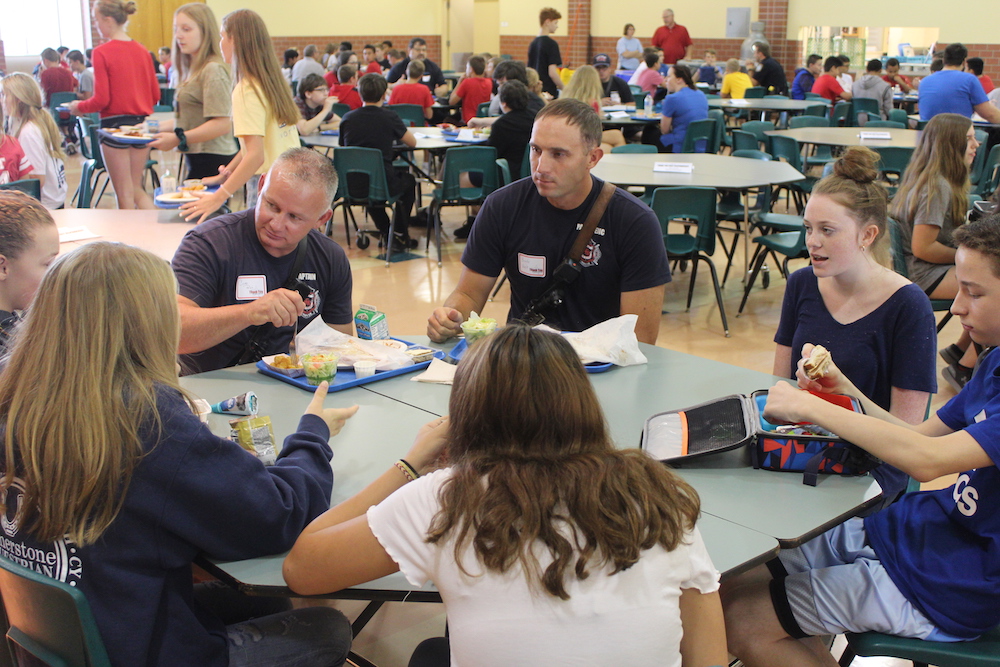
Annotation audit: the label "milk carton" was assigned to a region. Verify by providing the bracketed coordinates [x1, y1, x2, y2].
[355, 303, 389, 340]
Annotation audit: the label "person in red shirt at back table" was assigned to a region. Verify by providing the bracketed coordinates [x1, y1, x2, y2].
[967, 57, 994, 94]
[361, 45, 382, 75]
[449, 55, 493, 125]
[38, 48, 77, 106]
[811, 55, 853, 103]
[388, 60, 435, 120]
[329, 65, 363, 111]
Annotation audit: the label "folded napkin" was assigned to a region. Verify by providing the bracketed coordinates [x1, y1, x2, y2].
[411, 358, 458, 384]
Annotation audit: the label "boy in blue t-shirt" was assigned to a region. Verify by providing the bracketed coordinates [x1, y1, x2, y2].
[723, 215, 1000, 665]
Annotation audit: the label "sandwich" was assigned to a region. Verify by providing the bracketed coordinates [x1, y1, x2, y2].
[803, 344, 832, 380]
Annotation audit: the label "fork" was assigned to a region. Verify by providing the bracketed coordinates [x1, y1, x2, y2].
[288, 320, 299, 365]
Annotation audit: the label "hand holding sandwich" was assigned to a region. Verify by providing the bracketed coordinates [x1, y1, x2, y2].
[794, 343, 860, 397]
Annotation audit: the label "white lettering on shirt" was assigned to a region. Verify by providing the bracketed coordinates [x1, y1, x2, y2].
[953, 473, 979, 516]
[518, 253, 546, 278]
[575, 224, 606, 236]
[235, 275, 266, 301]
[298, 272, 317, 281]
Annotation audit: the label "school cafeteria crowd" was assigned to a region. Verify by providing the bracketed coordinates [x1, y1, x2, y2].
[1, 0, 1000, 664]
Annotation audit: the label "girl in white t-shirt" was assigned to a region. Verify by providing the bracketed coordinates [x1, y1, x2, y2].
[284, 325, 728, 667]
[0, 74, 67, 209]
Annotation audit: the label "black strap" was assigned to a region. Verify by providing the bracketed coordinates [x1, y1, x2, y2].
[230, 236, 311, 366]
[520, 181, 617, 326]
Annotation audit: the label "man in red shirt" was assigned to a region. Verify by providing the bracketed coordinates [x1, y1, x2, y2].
[967, 57, 994, 94]
[449, 55, 493, 125]
[388, 60, 435, 120]
[329, 65, 363, 110]
[650, 9, 692, 65]
[882, 58, 916, 93]
[811, 55, 853, 102]
[38, 48, 76, 106]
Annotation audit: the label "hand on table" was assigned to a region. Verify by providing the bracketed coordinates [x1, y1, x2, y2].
[427, 307, 464, 342]
[149, 132, 180, 151]
[304, 381, 359, 436]
[245, 288, 304, 328]
[180, 188, 229, 223]
[405, 416, 450, 473]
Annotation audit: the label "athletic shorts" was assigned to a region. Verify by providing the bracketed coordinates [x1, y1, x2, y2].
[768, 518, 967, 642]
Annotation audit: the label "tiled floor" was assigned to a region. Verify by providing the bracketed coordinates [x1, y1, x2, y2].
[65, 146, 950, 666]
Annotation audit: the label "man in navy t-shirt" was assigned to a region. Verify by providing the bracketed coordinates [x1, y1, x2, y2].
[919, 42, 1000, 122]
[172, 148, 353, 374]
[426, 99, 670, 345]
[723, 215, 1000, 664]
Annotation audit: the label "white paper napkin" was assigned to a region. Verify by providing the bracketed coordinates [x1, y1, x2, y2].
[411, 358, 458, 384]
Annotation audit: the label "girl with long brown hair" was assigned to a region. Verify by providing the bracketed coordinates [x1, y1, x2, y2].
[180, 8, 299, 222]
[0, 241, 355, 666]
[890, 112, 980, 388]
[67, 0, 160, 209]
[284, 325, 727, 667]
[148, 2, 238, 180]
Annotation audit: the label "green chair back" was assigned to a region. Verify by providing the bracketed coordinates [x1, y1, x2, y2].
[976, 144, 1000, 197]
[0, 179, 42, 200]
[872, 146, 914, 179]
[886, 217, 954, 328]
[708, 108, 727, 150]
[852, 97, 880, 122]
[476, 101, 492, 117]
[764, 94, 788, 99]
[331, 103, 351, 118]
[740, 120, 775, 153]
[830, 100, 853, 126]
[681, 118, 716, 154]
[864, 120, 905, 129]
[804, 92, 827, 101]
[888, 108, 909, 126]
[611, 144, 657, 153]
[769, 134, 804, 171]
[731, 130, 760, 153]
[969, 129, 990, 186]
[651, 186, 719, 256]
[0, 553, 112, 667]
[388, 103, 426, 127]
[48, 91, 77, 110]
[803, 103, 828, 117]
[628, 84, 642, 97]
[842, 625, 1000, 667]
[332, 146, 399, 206]
[496, 158, 511, 186]
[744, 86, 765, 99]
[436, 146, 499, 203]
[789, 115, 829, 129]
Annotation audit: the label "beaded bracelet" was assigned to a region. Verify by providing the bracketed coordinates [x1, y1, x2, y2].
[394, 459, 420, 482]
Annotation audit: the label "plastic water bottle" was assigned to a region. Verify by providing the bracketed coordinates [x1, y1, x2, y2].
[645, 94, 654, 114]
[161, 169, 176, 194]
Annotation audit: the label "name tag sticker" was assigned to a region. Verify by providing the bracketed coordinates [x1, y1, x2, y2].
[654, 162, 694, 173]
[518, 253, 546, 278]
[235, 275, 267, 301]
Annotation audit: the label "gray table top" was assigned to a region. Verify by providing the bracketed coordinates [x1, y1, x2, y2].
[709, 98, 829, 112]
[907, 113, 1000, 129]
[301, 125, 484, 151]
[766, 126, 920, 148]
[590, 152, 804, 189]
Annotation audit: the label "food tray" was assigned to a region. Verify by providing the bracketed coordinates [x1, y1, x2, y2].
[153, 185, 220, 208]
[97, 128, 155, 144]
[320, 130, 339, 136]
[256, 338, 444, 392]
[445, 338, 614, 373]
[445, 136, 487, 144]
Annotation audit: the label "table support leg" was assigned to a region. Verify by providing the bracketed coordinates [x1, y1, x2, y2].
[351, 600, 385, 636]
[742, 193, 751, 282]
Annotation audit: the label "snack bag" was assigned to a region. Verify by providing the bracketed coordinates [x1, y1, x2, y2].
[229, 415, 277, 465]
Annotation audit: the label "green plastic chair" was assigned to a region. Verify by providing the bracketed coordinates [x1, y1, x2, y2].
[804, 92, 827, 101]
[838, 624, 1000, 666]
[865, 120, 906, 129]
[744, 87, 765, 99]
[717, 149, 773, 283]
[872, 146, 914, 195]
[737, 226, 808, 315]
[740, 120, 775, 154]
[331, 102, 351, 119]
[789, 115, 834, 170]
[428, 146, 499, 266]
[681, 118, 716, 154]
[0, 553, 112, 667]
[0, 178, 42, 200]
[889, 108, 910, 126]
[852, 97, 880, 124]
[968, 130, 990, 188]
[789, 115, 830, 129]
[75, 117, 110, 208]
[975, 144, 1000, 197]
[888, 217, 954, 332]
[731, 130, 759, 153]
[629, 84, 642, 97]
[830, 100, 853, 126]
[708, 109, 728, 151]
[476, 101, 492, 118]
[764, 94, 788, 100]
[650, 186, 730, 336]
[496, 158, 511, 186]
[769, 134, 815, 213]
[388, 103, 427, 128]
[330, 146, 405, 266]
[803, 103, 828, 117]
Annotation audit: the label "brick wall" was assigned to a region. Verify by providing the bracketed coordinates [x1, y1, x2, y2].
[270, 36, 442, 66]
[967, 43, 1000, 82]
[758, 0, 795, 82]
[566, 0, 590, 72]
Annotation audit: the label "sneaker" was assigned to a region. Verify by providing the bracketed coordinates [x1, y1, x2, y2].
[453, 216, 476, 240]
[942, 363, 973, 392]
[394, 232, 418, 249]
[939, 343, 965, 367]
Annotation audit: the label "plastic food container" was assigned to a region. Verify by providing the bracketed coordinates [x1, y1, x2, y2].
[461, 317, 497, 345]
[301, 353, 340, 385]
[353, 360, 377, 378]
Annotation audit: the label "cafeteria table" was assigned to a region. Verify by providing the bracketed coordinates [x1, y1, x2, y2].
[590, 152, 805, 278]
[300, 125, 486, 152]
[765, 126, 920, 149]
[53, 208, 196, 261]
[188, 340, 881, 597]
[708, 98, 829, 115]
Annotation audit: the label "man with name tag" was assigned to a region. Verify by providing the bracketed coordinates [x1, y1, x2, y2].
[172, 148, 353, 374]
[427, 99, 670, 345]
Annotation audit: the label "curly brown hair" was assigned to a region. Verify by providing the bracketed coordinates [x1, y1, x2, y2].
[427, 325, 701, 600]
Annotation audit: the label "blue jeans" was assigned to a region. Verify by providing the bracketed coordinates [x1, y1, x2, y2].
[194, 581, 352, 667]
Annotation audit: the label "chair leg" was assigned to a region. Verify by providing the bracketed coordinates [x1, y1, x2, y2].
[737, 249, 769, 316]
[385, 204, 396, 267]
[93, 174, 111, 208]
[490, 272, 507, 300]
[701, 254, 730, 336]
[936, 311, 953, 333]
[837, 644, 856, 667]
[685, 254, 700, 311]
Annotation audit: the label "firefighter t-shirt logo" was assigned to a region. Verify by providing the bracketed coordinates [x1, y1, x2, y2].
[580, 241, 602, 267]
[302, 287, 320, 318]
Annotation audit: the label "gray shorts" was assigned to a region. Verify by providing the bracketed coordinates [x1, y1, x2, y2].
[770, 518, 966, 642]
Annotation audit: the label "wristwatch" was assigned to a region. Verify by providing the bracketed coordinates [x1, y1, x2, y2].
[174, 127, 189, 152]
